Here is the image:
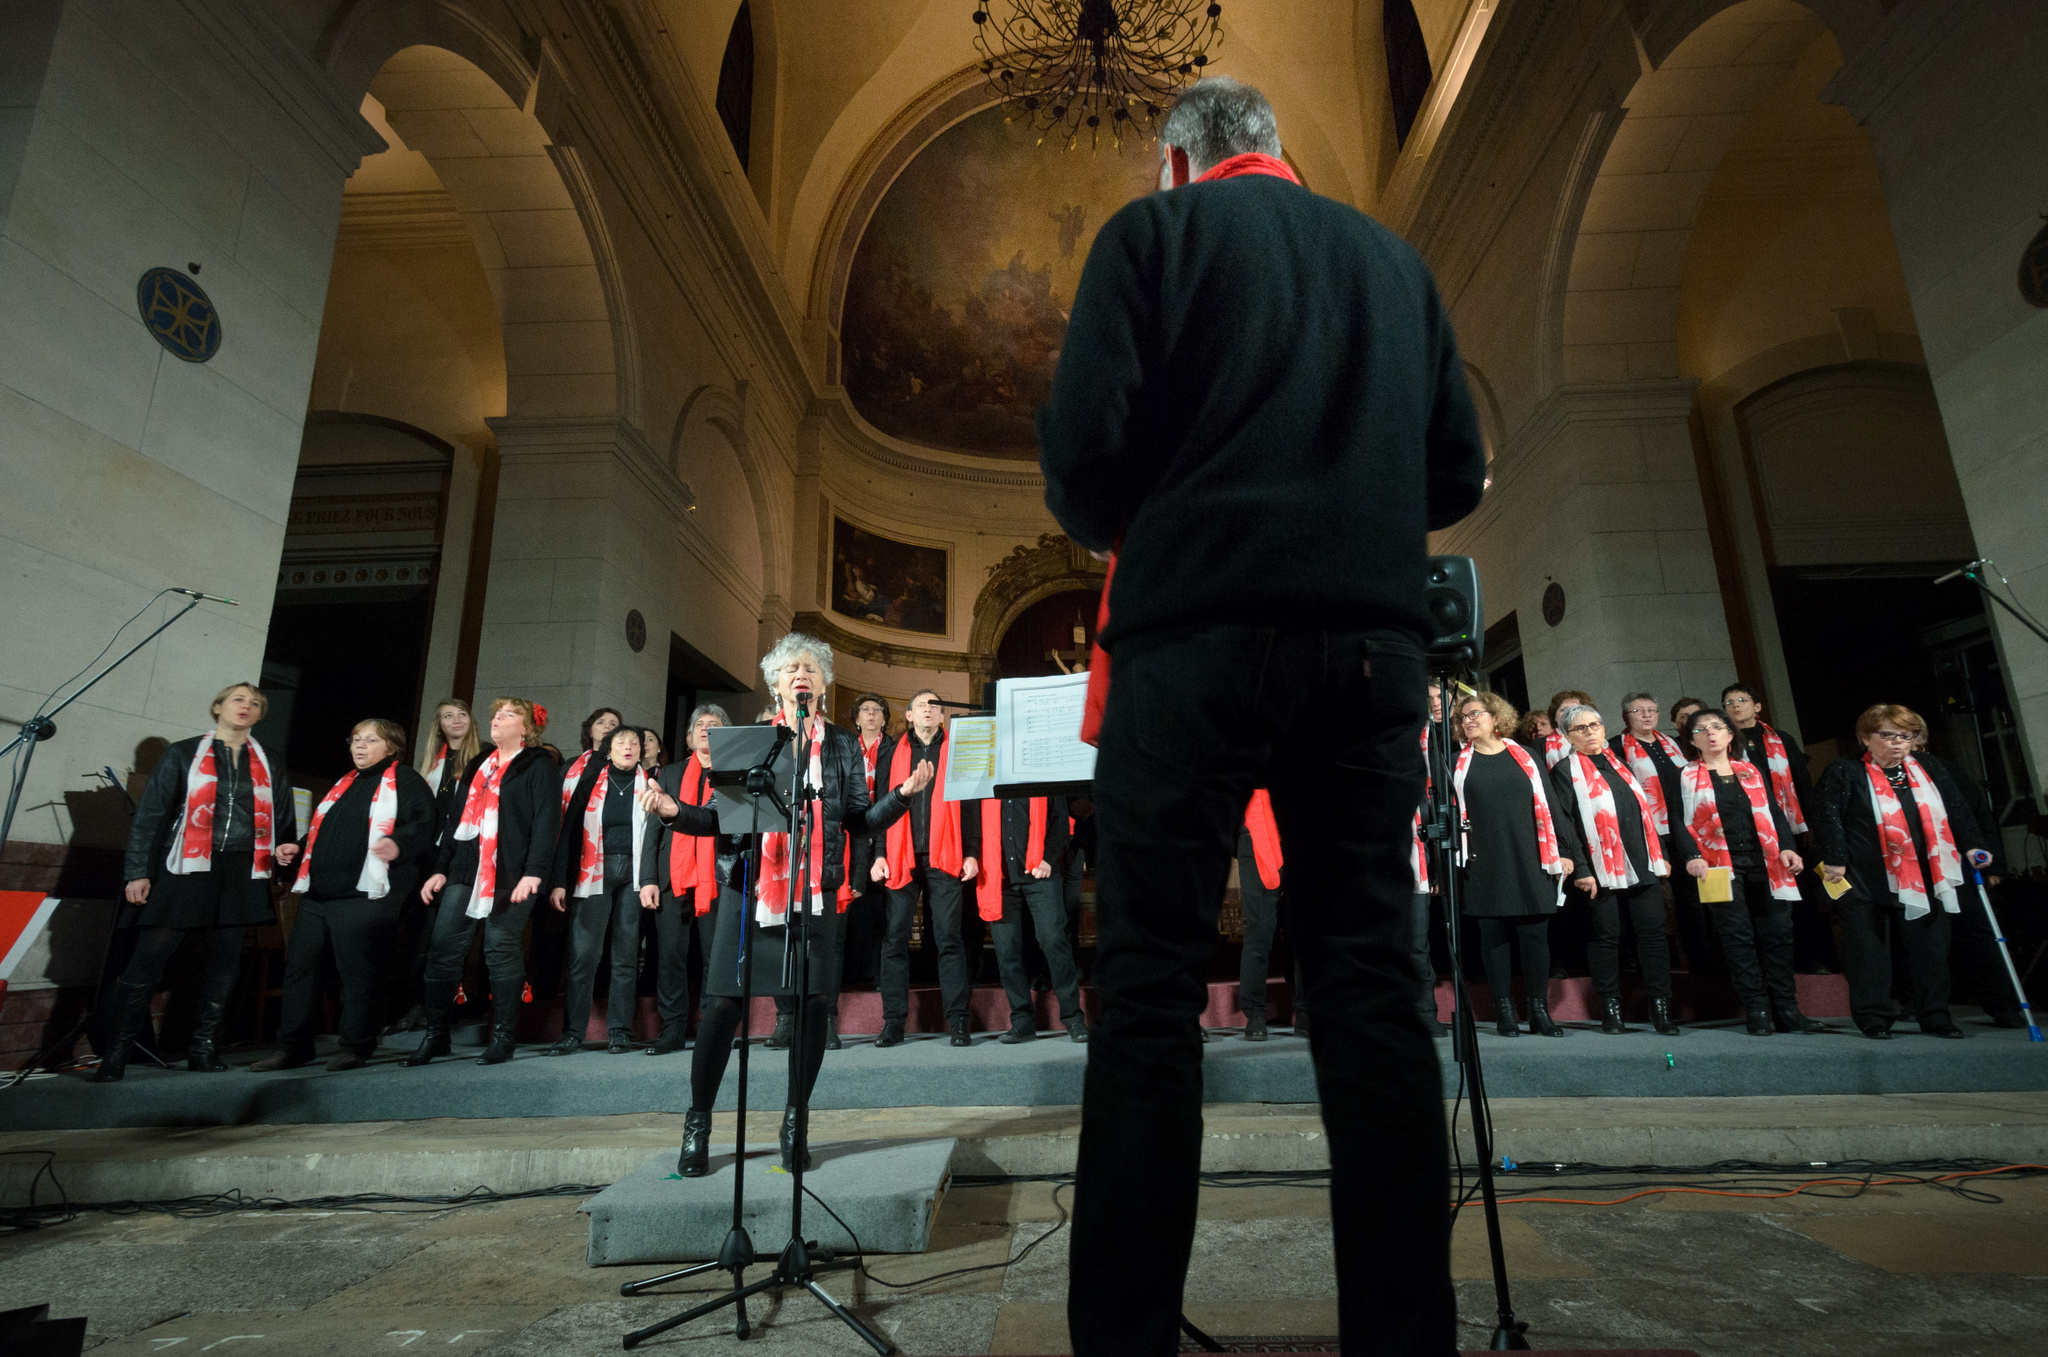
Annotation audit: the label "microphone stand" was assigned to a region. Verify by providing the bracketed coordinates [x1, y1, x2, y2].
[1938, 560, 2048, 648]
[1424, 648, 1529, 1350]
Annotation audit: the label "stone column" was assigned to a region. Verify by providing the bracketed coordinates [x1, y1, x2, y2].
[474, 415, 680, 736]
[1829, 0, 2048, 802]
[1438, 381, 1741, 726]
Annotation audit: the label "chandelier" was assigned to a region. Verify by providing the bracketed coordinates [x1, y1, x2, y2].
[971, 1, 1225, 150]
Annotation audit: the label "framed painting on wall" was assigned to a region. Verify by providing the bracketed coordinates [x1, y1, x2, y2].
[831, 516, 948, 637]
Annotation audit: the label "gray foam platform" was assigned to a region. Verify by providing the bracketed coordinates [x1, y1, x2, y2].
[579, 1136, 956, 1264]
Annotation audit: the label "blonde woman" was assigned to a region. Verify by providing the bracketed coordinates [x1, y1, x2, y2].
[417, 699, 480, 813]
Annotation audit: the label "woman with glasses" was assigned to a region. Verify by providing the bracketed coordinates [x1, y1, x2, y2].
[1813, 704, 1994, 1039]
[1451, 693, 1575, 1036]
[1549, 703, 1693, 1035]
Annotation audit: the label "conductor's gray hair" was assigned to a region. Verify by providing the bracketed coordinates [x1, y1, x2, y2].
[687, 703, 732, 730]
[1159, 77, 1282, 173]
[759, 631, 835, 692]
[1556, 704, 1603, 733]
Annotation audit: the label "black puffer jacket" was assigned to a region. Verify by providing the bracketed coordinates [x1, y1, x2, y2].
[432, 746, 561, 910]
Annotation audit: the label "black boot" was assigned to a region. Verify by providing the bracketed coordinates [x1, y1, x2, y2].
[998, 1018, 1037, 1044]
[1065, 1014, 1089, 1044]
[765, 1012, 794, 1050]
[405, 1025, 451, 1067]
[780, 1104, 812, 1171]
[1774, 1007, 1828, 1034]
[1746, 1010, 1774, 1036]
[1600, 997, 1629, 1034]
[678, 1108, 712, 1177]
[648, 1024, 687, 1055]
[875, 1020, 906, 1048]
[185, 964, 241, 1072]
[477, 1014, 519, 1065]
[1650, 998, 1680, 1037]
[1527, 1001, 1564, 1037]
[1244, 1012, 1268, 1042]
[92, 981, 156, 1083]
[825, 1017, 842, 1051]
[948, 1017, 971, 1048]
[1495, 1001, 1521, 1038]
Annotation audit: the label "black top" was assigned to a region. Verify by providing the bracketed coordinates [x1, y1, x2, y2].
[1919, 753, 2006, 876]
[1608, 732, 1685, 840]
[1457, 747, 1566, 918]
[888, 728, 948, 858]
[1706, 769, 1795, 871]
[305, 757, 440, 902]
[432, 746, 562, 907]
[555, 758, 662, 888]
[600, 768, 638, 856]
[643, 757, 741, 894]
[1037, 173, 1487, 648]
[966, 795, 1073, 882]
[848, 734, 890, 885]
[125, 734, 303, 882]
[1733, 722, 1812, 824]
[1813, 754, 1988, 907]
[1548, 752, 1700, 891]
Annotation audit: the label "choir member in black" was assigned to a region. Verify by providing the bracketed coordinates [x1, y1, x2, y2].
[639, 727, 663, 773]
[645, 704, 729, 1055]
[1669, 697, 1706, 740]
[1813, 704, 1994, 1039]
[872, 689, 980, 1048]
[103, 682, 302, 1080]
[1613, 691, 1717, 977]
[650, 633, 924, 1174]
[839, 693, 897, 1041]
[394, 698, 481, 1030]
[1542, 689, 1595, 768]
[530, 707, 624, 1001]
[976, 791, 1089, 1042]
[548, 726, 660, 1054]
[410, 697, 561, 1066]
[1236, 790, 1304, 1041]
[1677, 711, 1823, 1035]
[253, 720, 438, 1071]
[1912, 734, 2024, 1027]
[1452, 694, 1574, 1037]
[1722, 682, 1834, 972]
[1514, 710, 1552, 757]
[1549, 703, 1691, 1035]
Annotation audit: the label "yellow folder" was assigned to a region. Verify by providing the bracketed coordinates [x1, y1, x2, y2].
[1815, 865, 1852, 900]
[1697, 865, 1733, 903]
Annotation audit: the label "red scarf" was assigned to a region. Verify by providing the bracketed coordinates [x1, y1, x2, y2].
[1452, 742, 1564, 875]
[1244, 789, 1283, 891]
[669, 758, 719, 915]
[1563, 749, 1669, 889]
[1619, 731, 1684, 836]
[293, 763, 398, 899]
[424, 744, 448, 795]
[560, 750, 593, 813]
[1862, 754, 1963, 920]
[1751, 722, 1807, 834]
[1412, 727, 1430, 892]
[1195, 153, 1302, 185]
[975, 797, 1048, 922]
[757, 716, 827, 926]
[1680, 761, 1798, 901]
[860, 734, 882, 795]
[454, 749, 511, 917]
[1543, 729, 1569, 768]
[166, 735, 276, 878]
[573, 760, 649, 898]
[884, 733, 966, 886]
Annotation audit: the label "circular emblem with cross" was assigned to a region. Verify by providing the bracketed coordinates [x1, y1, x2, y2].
[136, 267, 222, 362]
[1542, 582, 1566, 627]
[626, 609, 647, 653]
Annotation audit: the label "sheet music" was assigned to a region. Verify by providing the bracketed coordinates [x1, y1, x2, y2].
[942, 717, 997, 802]
[994, 671, 1096, 786]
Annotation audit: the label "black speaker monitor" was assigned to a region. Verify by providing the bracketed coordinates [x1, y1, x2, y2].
[1424, 555, 1483, 667]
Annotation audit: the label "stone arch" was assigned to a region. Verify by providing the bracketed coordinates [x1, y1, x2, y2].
[318, 2, 639, 427]
[671, 383, 782, 604]
[967, 534, 1109, 695]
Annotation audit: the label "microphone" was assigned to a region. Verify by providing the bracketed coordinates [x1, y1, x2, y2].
[1933, 559, 1986, 586]
[171, 588, 240, 605]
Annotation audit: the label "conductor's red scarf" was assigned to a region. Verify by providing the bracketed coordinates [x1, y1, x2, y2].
[1078, 153, 1304, 749]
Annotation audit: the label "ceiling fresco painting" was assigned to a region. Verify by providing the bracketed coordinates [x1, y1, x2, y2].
[840, 104, 1158, 459]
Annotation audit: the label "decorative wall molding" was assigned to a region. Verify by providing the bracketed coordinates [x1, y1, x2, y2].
[335, 190, 471, 249]
[791, 611, 970, 675]
[179, 0, 388, 174]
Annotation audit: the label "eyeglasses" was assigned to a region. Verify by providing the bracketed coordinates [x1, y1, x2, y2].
[1872, 730, 1916, 743]
[1566, 721, 1603, 735]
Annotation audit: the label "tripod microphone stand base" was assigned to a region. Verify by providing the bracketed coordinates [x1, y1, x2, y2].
[620, 1234, 880, 1352]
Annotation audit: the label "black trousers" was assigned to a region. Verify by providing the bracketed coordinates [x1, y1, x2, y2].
[654, 887, 717, 1031]
[115, 923, 244, 1024]
[1474, 914, 1551, 1017]
[1409, 891, 1438, 1020]
[992, 874, 1083, 1025]
[1072, 626, 1447, 1357]
[277, 896, 402, 1056]
[1713, 868, 1798, 1019]
[881, 861, 973, 1023]
[562, 871, 644, 1040]
[421, 884, 536, 1028]
[1235, 833, 1308, 1021]
[1588, 879, 1672, 1000]
[1839, 898, 1953, 1030]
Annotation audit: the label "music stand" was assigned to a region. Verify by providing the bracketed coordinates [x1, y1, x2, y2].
[623, 708, 891, 1354]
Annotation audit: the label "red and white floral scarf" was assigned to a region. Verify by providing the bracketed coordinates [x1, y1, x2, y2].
[559, 750, 593, 813]
[1862, 754, 1963, 920]
[860, 735, 882, 796]
[165, 735, 276, 878]
[1680, 761, 1799, 902]
[757, 716, 827, 926]
[1752, 722, 1807, 834]
[454, 749, 510, 919]
[669, 757, 720, 915]
[1452, 742, 1565, 876]
[1412, 728, 1431, 892]
[573, 760, 650, 898]
[424, 745, 449, 795]
[1563, 749, 1669, 889]
[1244, 789, 1283, 892]
[293, 763, 398, 899]
[1619, 731, 1685, 836]
[1543, 729, 1569, 768]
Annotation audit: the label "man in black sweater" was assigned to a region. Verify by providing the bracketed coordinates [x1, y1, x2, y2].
[1039, 78, 1486, 1357]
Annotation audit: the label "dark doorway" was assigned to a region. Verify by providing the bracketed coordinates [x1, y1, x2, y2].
[996, 589, 1100, 680]
[665, 632, 753, 753]
[259, 594, 433, 785]
[1481, 610, 1528, 716]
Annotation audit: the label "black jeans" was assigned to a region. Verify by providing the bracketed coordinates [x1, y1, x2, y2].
[277, 896, 402, 1057]
[1839, 897, 1953, 1030]
[1236, 831, 1307, 1021]
[116, 923, 244, 1011]
[881, 861, 973, 1023]
[1588, 879, 1672, 1000]
[1409, 892, 1438, 1019]
[562, 868, 644, 1040]
[1072, 626, 1449, 1357]
[654, 887, 717, 1031]
[421, 883, 536, 1028]
[1475, 914, 1551, 1017]
[992, 875, 1083, 1025]
[1713, 868, 1798, 1019]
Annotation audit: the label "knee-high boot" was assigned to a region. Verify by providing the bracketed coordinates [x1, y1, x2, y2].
[185, 957, 241, 1073]
[93, 981, 157, 1082]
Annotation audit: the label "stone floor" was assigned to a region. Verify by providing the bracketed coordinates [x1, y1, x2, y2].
[3, 1155, 2045, 1354]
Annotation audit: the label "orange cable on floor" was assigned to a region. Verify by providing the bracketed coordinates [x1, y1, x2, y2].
[1489, 1163, 2048, 1207]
